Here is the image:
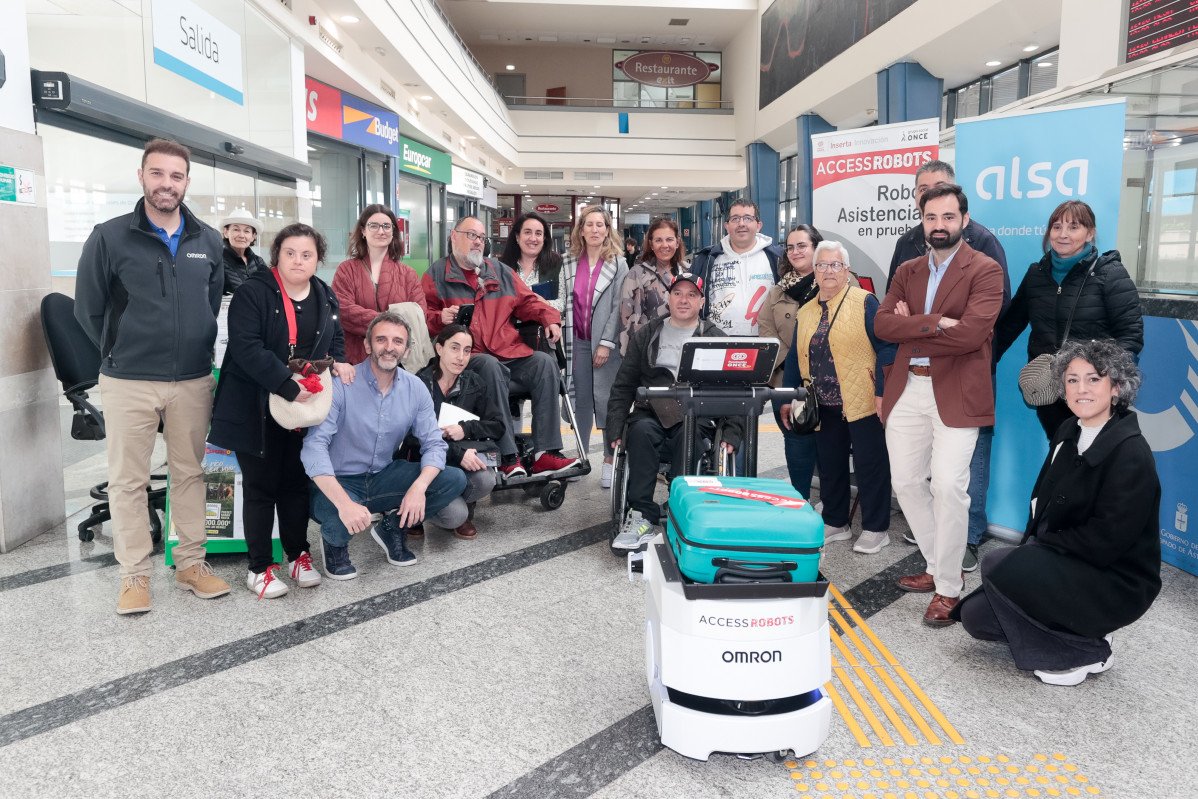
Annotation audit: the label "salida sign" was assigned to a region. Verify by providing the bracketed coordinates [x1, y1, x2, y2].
[616, 51, 718, 87]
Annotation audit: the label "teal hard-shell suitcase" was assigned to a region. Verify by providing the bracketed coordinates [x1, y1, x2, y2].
[665, 476, 824, 584]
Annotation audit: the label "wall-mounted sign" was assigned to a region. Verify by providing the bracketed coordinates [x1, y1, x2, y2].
[400, 136, 451, 184]
[0, 165, 36, 205]
[448, 165, 485, 199]
[151, 0, 244, 105]
[616, 51, 718, 88]
[536, 203, 559, 213]
[1127, 0, 1198, 62]
[304, 77, 400, 155]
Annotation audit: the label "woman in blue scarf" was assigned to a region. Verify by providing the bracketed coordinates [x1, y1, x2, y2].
[995, 200, 1144, 438]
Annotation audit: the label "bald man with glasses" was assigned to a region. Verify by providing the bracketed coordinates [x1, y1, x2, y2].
[422, 218, 580, 478]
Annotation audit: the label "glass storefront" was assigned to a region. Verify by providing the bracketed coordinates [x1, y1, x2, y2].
[308, 138, 362, 282]
[1039, 59, 1198, 294]
[397, 175, 433, 275]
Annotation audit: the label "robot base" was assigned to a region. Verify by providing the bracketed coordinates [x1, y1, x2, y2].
[651, 686, 832, 762]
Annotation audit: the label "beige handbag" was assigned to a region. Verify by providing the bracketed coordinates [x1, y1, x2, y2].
[266, 268, 334, 429]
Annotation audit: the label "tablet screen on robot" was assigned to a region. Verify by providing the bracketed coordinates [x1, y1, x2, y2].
[676, 337, 779, 385]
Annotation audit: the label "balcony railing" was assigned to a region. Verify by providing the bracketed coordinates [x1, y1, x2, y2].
[502, 96, 734, 111]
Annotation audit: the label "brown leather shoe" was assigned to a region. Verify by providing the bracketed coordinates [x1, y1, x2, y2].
[407, 523, 425, 538]
[454, 520, 478, 540]
[897, 572, 936, 593]
[923, 593, 961, 627]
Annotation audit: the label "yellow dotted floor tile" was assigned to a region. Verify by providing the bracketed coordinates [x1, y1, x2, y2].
[784, 753, 1105, 798]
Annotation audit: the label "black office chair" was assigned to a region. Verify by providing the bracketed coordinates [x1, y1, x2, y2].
[41, 292, 166, 543]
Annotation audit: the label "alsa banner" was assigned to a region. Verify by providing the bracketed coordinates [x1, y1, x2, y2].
[810, 118, 938, 291]
[955, 100, 1128, 536]
[698, 487, 807, 508]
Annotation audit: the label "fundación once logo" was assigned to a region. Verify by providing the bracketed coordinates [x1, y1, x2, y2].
[975, 157, 1089, 201]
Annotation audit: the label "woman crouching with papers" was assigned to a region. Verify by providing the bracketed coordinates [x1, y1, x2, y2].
[399, 324, 504, 540]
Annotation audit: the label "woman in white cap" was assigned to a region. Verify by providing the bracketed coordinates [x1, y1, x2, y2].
[221, 207, 268, 294]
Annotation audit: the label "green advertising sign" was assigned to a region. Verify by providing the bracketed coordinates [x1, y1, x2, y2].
[400, 136, 451, 184]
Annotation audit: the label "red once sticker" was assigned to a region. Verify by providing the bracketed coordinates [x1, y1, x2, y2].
[723, 349, 758, 370]
[698, 486, 806, 508]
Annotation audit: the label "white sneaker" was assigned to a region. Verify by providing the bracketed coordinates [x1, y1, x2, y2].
[1034, 655, 1113, 686]
[614, 510, 652, 550]
[288, 551, 322, 588]
[824, 524, 852, 543]
[853, 530, 890, 554]
[247, 565, 288, 599]
[601, 461, 613, 488]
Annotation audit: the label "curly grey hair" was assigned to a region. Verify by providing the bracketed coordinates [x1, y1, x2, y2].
[1052, 339, 1141, 407]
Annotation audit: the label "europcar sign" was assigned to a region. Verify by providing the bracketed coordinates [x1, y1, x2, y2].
[616, 51, 718, 87]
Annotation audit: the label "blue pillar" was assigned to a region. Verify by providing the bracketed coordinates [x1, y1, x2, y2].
[876, 62, 943, 125]
[796, 113, 834, 226]
[744, 141, 780, 244]
[696, 199, 714, 251]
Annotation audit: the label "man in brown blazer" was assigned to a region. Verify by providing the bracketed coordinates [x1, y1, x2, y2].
[875, 184, 1005, 627]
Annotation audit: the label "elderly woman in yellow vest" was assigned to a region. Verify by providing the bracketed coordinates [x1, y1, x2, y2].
[781, 241, 896, 555]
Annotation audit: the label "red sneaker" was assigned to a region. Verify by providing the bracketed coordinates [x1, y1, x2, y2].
[531, 451, 581, 476]
[499, 461, 527, 480]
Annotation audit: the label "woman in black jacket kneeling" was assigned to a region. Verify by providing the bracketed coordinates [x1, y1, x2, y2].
[210, 223, 351, 599]
[402, 325, 505, 540]
[953, 339, 1161, 685]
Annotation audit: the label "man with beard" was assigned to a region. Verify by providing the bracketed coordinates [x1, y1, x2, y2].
[875, 184, 1004, 628]
[886, 160, 1011, 573]
[301, 313, 466, 579]
[423, 217, 580, 479]
[75, 138, 227, 615]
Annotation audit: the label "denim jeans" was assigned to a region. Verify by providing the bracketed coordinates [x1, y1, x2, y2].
[311, 460, 467, 547]
[967, 428, 993, 546]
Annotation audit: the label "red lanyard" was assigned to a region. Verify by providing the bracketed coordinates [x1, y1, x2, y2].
[271, 268, 298, 357]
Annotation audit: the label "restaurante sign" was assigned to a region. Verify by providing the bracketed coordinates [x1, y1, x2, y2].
[615, 51, 717, 88]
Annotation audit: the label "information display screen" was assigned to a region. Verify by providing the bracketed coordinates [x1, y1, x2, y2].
[1127, 0, 1198, 62]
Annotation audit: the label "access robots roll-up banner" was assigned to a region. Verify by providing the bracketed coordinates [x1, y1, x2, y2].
[955, 100, 1198, 576]
[810, 118, 939, 292]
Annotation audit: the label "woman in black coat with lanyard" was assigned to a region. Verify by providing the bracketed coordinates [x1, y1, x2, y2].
[210, 223, 351, 599]
[995, 200, 1144, 438]
[952, 339, 1161, 685]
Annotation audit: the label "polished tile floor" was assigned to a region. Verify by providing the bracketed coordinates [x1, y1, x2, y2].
[1, 405, 1194, 798]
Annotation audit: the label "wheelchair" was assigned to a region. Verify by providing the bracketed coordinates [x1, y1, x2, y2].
[608, 409, 735, 552]
[489, 320, 590, 510]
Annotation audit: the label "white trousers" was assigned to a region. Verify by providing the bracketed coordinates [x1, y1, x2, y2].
[885, 373, 977, 598]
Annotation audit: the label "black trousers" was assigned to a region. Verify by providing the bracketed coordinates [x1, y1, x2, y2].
[624, 414, 686, 526]
[814, 404, 891, 532]
[236, 418, 311, 573]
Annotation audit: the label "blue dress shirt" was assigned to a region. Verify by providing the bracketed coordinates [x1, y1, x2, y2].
[302, 361, 448, 478]
[910, 244, 962, 367]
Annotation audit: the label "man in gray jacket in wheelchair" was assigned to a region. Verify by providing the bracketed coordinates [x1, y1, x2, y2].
[607, 273, 741, 551]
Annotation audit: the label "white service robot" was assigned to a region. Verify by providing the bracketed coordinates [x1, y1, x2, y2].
[633, 539, 832, 761]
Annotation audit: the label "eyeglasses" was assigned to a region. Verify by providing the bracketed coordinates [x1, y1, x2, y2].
[785, 243, 811, 253]
[365, 222, 393, 232]
[814, 262, 847, 272]
[454, 229, 485, 242]
[728, 215, 758, 224]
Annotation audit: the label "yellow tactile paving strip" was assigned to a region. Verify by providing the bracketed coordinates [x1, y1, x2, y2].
[826, 584, 965, 748]
[783, 753, 1106, 798]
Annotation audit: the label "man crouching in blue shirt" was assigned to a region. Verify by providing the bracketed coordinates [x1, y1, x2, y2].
[302, 312, 467, 579]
